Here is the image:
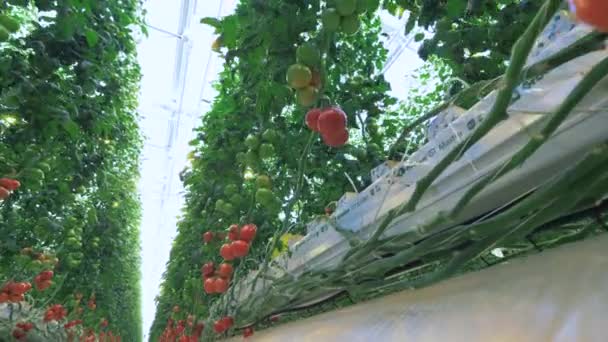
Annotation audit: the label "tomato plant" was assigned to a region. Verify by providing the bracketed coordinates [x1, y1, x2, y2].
[1, 0, 144, 340]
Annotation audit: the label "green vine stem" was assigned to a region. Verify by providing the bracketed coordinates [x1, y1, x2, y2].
[401, 0, 561, 214]
[451, 55, 608, 216]
[388, 32, 605, 159]
[346, 145, 608, 297]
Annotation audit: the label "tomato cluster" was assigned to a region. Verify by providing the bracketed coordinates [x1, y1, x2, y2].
[0, 281, 31, 303]
[160, 317, 204, 342]
[12, 322, 34, 341]
[34, 270, 54, 291]
[321, 0, 369, 35]
[286, 44, 322, 107]
[64, 319, 83, 329]
[306, 107, 349, 147]
[202, 261, 235, 294]
[219, 223, 257, 261]
[43, 304, 68, 322]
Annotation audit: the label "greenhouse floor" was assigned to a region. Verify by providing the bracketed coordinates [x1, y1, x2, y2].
[231, 234, 608, 342]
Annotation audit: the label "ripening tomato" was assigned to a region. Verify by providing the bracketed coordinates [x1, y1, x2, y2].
[213, 320, 225, 333]
[203, 231, 214, 243]
[573, 0, 608, 32]
[239, 224, 257, 242]
[228, 224, 240, 241]
[214, 277, 229, 293]
[12, 329, 26, 340]
[243, 326, 254, 338]
[204, 278, 215, 294]
[201, 262, 215, 277]
[39, 270, 54, 281]
[0, 187, 9, 200]
[217, 263, 233, 279]
[317, 107, 347, 136]
[322, 129, 349, 147]
[220, 244, 235, 260]
[0, 178, 20, 191]
[305, 108, 322, 132]
[231, 240, 250, 258]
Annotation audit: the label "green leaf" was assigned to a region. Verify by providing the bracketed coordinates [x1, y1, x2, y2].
[200, 17, 222, 29]
[62, 119, 81, 138]
[405, 14, 416, 34]
[221, 15, 239, 47]
[85, 29, 99, 47]
[414, 33, 425, 42]
[446, 0, 466, 18]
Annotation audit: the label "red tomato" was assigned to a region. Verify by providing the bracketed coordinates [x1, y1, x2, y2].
[203, 278, 215, 294]
[12, 329, 26, 340]
[10, 282, 31, 295]
[322, 129, 349, 147]
[0, 178, 19, 191]
[221, 316, 234, 329]
[305, 108, 322, 131]
[214, 277, 229, 293]
[239, 224, 257, 242]
[39, 270, 54, 281]
[0, 187, 9, 200]
[317, 107, 346, 136]
[203, 231, 214, 243]
[213, 320, 225, 333]
[228, 224, 240, 241]
[16, 322, 34, 332]
[231, 240, 250, 258]
[36, 280, 52, 291]
[217, 263, 233, 279]
[243, 327, 254, 338]
[9, 293, 24, 302]
[573, 0, 608, 32]
[201, 262, 215, 277]
[220, 244, 235, 260]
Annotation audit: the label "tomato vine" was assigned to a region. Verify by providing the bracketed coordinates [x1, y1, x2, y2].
[1, 0, 144, 340]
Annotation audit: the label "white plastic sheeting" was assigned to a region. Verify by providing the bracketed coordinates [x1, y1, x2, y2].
[234, 234, 608, 341]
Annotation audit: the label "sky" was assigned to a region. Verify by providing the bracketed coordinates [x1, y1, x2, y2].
[135, 1, 422, 339]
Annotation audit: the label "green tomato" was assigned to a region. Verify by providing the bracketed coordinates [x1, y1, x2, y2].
[296, 43, 321, 67]
[245, 134, 260, 149]
[255, 188, 277, 207]
[259, 143, 276, 160]
[229, 193, 244, 207]
[224, 184, 238, 196]
[236, 152, 247, 164]
[336, 0, 357, 15]
[296, 86, 318, 107]
[321, 8, 341, 32]
[221, 202, 235, 216]
[256, 175, 272, 189]
[245, 150, 259, 167]
[341, 15, 361, 35]
[262, 129, 279, 143]
[66, 237, 80, 248]
[215, 199, 226, 212]
[286, 64, 312, 89]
